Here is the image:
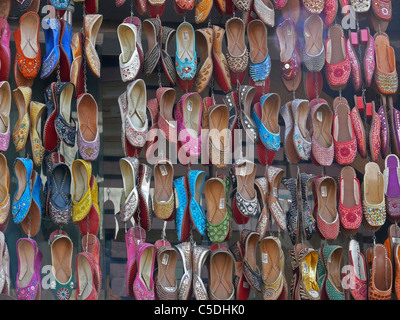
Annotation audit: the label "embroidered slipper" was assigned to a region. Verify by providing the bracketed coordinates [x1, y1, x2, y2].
[212, 25, 232, 93]
[350, 97, 367, 158]
[174, 176, 191, 242]
[322, 0, 338, 26]
[0, 19, 10, 82]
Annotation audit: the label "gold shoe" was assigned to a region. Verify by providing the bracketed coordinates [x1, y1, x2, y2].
[12, 86, 31, 152]
[29, 101, 45, 167]
[84, 14, 103, 78]
[153, 159, 175, 221]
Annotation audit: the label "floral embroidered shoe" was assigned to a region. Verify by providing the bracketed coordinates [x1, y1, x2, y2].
[174, 176, 191, 242]
[251, 93, 281, 152]
[176, 242, 193, 300]
[125, 79, 148, 148]
[194, 28, 213, 94]
[155, 240, 178, 300]
[233, 159, 259, 224]
[332, 97, 357, 165]
[174, 0, 194, 14]
[77, 93, 100, 161]
[374, 32, 398, 95]
[153, 159, 175, 221]
[313, 175, 340, 240]
[117, 23, 140, 82]
[0, 81, 11, 152]
[322, 0, 338, 26]
[212, 25, 232, 93]
[325, 24, 350, 91]
[338, 166, 362, 234]
[260, 236, 287, 300]
[291, 99, 312, 161]
[346, 239, 367, 300]
[188, 170, 207, 236]
[247, 19, 271, 83]
[12, 158, 33, 225]
[133, 242, 156, 300]
[12, 86, 31, 152]
[205, 177, 232, 243]
[175, 92, 202, 162]
[118, 157, 139, 223]
[47, 162, 72, 227]
[0, 19, 11, 81]
[192, 245, 210, 300]
[209, 245, 235, 300]
[317, 245, 345, 300]
[276, 19, 302, 92]
[346, 31, 362, 91]
[267, 166, 286, 231]
[176, 21, 197, 84]
[309, 98, 334, 166]
[14, 12, 41, 83]
[363, 162, 386, 231]
[40, 18, 60, 80]
[49, 230, 74, 300]
[239, 85, 258, 143]
[384, 154, 400, 220]
[71, 159, 92, 224]
[29, 101, 45, 167]
[0, 154, 9, 232]
[289, 243, 320, 300]
[54, 82, 76, 147]
[84, 14, 102, 78]
[16, 237, 42, 300]
[303, 14, 325, 72]
[225, 17, 248, 76]
[208, 104, 230, 169]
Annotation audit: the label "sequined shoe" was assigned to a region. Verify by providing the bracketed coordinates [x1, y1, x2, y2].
[303, 14, 325, 72]
[12, 158, 33, 225]
[133, 242, 156, 300]
[176, 242, 193, 300]
[153, 159, 175, 221]
[117, 23, 140, 82]
[267, 166, 287, 231]
[188, 170, 207, 236]
[174, 176, 190, 242]
[0, 154, 9, 232]
[119, 157, 139, 223]
[12, 86, 31, 152]
[155, 240, 178, 300]
[192, 245, 210, 300]
[0, 81, 11, 152]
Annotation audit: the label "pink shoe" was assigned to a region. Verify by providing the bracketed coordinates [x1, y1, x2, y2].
[133, 242, 156, 300]
[0, 19, 10, 82]
[346, 34, 362, 92]
[363, 27, 375, 88]
[0, 81, 11, 152]
[273, 0, 287, 9]
[322, 0, 338, 26]
[369, 102, 381, 163]
[125, 226, 145, 298]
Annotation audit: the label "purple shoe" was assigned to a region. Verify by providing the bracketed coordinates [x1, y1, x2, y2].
[389, 99, 400, 158]
[77, 93, 100, 161]
[16, 238, 42, 300]
[378, 104, 389, 159]
[384, 154, 400, 220]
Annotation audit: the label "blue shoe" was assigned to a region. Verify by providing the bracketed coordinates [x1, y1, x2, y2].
[49, 0, 71, 10]
[60, 19, 73, 74]
[175, 21, 197, 80]
[249, 53, 271, 83]
[41, 18, 61, 79]
[21, 170, 42, 237]
[174, 176, 190, 242]
[188, 170, 206, 236]
[251, 93, 281, 151]
[12, 158, 33, 224]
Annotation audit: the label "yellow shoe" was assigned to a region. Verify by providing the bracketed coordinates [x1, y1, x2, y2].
[29, 101, 45, 167]
[12, 86, 31, 152]
[72, 159, 92, 222]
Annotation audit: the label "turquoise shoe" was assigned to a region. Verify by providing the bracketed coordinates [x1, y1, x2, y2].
[41, 18, 61, 79]
[188, 170, 206, 236]
[12, 158, 33, 224]
[175, 21, 197, 81]
[251, 93, 281, 151]
[174, 176, 190, 242]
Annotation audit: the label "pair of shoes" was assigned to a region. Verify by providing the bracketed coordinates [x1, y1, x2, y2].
[71, 159, 100, 236]
[289, 243, 320, 300]
[204, 175, 232, 243]
[41, 18, 72, 80]
[12, 157, 42, 238]
[0, 154, 10, 232]
[76, 234, 102, 300]
[0, 231, 10, 295]
[154, 239, 178, 300]
[363, 161, 386, 232]
[14, 12, 41, 87]
[16, 237, 42, 300]
[284, 171, 316, 244]
[346, 27, 375, 92]
[153, 158, 175, 221]
[84, 14, 103, 78]
[176, 242, 211, 300]
[317, 245, 345, 300]
[49, 230, 74, 300]
[0, 18, 10, 82]
[281, 99, 312, 163]
[119, 79, 148, 152]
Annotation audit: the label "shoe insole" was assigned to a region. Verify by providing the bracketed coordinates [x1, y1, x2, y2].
[248, 22, 267, 63]
[261, 96, 279, 134]
[155, 163, 173, 202]
[236, 162, 256, 200]
[374, 245, 391, 291]
[0, 114, 8, 134]
[304, 15, 323, 56]
[260, 240, 280, 284]
[245, 234, 259, 271]
[128, 83, 146, 129]
[158, 249, 177, 289]
[341, 167, 358, 208]
[119, 25, 135, 64]
[226, 19, 246, 57]
[195, 31, 208, 70]
[78, 95, 98, 142]
[139, 246, 154, 290]
[183, 94, 201, 137]
[18, 240, 34, 287]
[328, 25, 345, 64]
[375, 35, 394, 74]
[74, 162, 88, 202]
[20, 14, 39, 59]
[365, 164, 383, 204]
[386, 156, 400, 197]
[277, 20, 294, 62]
[209, 107, 229, 150]
[60, 84, 73, 125]
[77, 255, 93, 300]
[318, 179, 336, 223]
[15, 160, 29, 201]
[327, 247, 343, 291]
[177, 23, 194, 62]
[210, 252, 233, 299]
[120, 160, 134, 198]
[52, 237, 72, 284]
[301, 251, 319, 296]
[295, 101, 311, 141]
[194, 172, 205, 205]
[313, 105, 332, 148]
[205, 179, 226, 225]
[335, 103, 352, 142]
[159, 89, 176, 123]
